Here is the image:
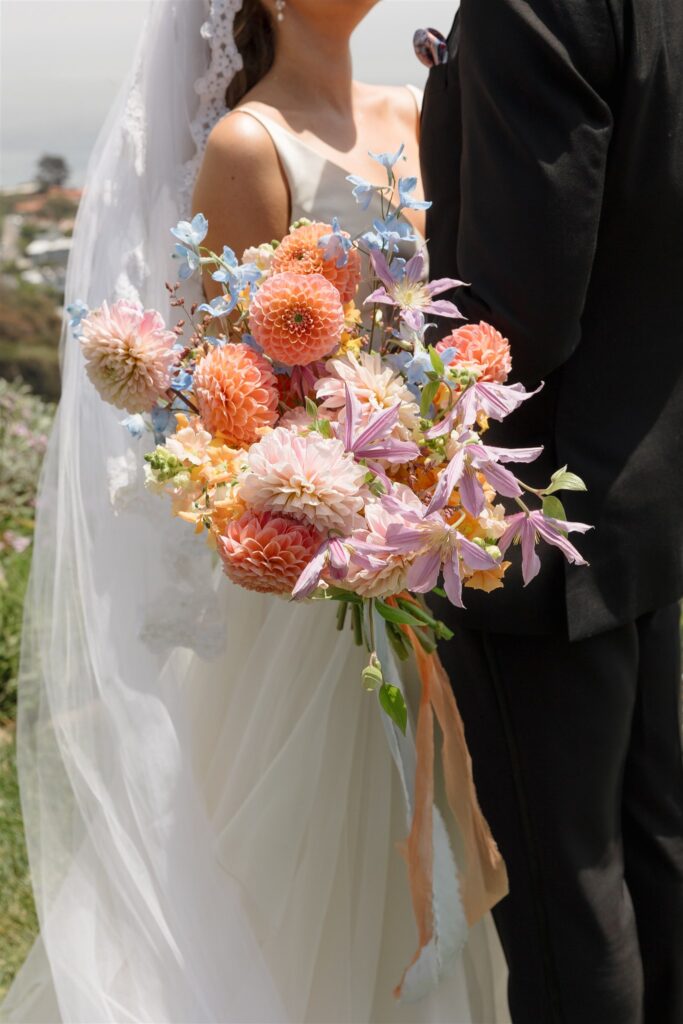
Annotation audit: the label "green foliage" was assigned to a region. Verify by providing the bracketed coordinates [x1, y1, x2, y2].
[0, 727, 38, 1000]
[378, 683, 408, 735]
[0, 282, 62, 401]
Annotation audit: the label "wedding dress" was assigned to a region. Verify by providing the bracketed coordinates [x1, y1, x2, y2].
[1, 2, 508, 1021]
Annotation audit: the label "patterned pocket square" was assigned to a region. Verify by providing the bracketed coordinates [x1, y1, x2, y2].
[413, 27, 449, 69]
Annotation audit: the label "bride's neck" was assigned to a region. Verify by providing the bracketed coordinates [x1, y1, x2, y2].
[269, 11, 355, 113]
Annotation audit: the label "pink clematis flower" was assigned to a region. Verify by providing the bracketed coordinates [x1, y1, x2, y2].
[427, 380, 543, 439]
[352, 493, 500, 608]
[340, 384, 420, 468]
[292, 536, 350, 599]
[364, 251, 463, 325]
[427, 429, 543, 517]
[498, 510, 592, 586]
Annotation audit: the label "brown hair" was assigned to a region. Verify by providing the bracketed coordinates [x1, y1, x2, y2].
[225, 0, 277, 109]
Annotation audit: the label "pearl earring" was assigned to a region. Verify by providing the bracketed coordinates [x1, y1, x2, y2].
[275, 0, 286, 22]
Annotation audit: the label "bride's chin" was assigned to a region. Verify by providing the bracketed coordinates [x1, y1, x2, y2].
[280, 0, 380, 26]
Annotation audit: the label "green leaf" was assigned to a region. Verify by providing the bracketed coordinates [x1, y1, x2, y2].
[379, 683, 408, 734]
[318, 418, 333, 439]
[428, 346, 445, 375]
[305, 397, 318, 421]
[543, 495, 568, 522]
[544, 466, 587, 495]
[420, 379, 440, 418]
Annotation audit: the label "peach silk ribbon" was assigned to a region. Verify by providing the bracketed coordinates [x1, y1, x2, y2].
[393, 617, 509, 999]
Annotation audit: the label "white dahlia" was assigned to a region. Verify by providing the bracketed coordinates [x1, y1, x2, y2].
[315, 351, 420, 441]
[239, 427, 366, 534]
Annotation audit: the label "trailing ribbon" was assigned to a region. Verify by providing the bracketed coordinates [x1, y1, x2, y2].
[379, 600, 508, 1002]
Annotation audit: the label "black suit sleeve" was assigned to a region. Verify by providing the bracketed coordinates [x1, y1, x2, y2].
[455, 0, 615, 384]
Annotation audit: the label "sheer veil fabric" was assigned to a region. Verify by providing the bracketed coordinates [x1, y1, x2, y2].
[1, 1, 508, 1021]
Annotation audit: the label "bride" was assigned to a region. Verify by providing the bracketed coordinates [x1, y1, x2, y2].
[2, 1, 508, 1021]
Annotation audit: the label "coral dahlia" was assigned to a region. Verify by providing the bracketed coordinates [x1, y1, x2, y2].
[193, 342, 278, 446]
[218, 510, 323, 595]
[249, 272, 344, 366]
[436, 322, 512, 384]
[79, 300, 177, 413]
[272, 222, 361, 303]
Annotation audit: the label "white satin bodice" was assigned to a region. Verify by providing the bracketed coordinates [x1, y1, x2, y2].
[233, 88, 426, 295]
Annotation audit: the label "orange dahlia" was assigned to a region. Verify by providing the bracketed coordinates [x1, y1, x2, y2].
[249, 272, 344, 366]
[218, 510, 322, 594]
[193, 342, 278, 446]
[437, 322, 512, 384]
[272, 222, 361, 302]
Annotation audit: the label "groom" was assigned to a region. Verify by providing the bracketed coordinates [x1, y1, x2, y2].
[419, 2, 683, 1022]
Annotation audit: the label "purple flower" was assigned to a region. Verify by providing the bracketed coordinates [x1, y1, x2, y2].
[352, 493, 500, 609]
[292, 537, 350, 599]
[427, 430, 543, 517]
[427, 380, 543, 438]
[499, 510, 592, 586]
[341, 384, 419, 467]
[365, 251, 464, 323]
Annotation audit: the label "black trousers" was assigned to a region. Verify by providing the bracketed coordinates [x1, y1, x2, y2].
[439, 602, 683, 1024]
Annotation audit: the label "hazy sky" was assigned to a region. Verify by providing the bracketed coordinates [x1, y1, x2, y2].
[0, 0, 456, 187]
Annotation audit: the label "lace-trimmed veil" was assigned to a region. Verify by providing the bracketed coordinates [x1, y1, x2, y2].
[2, 3, 290, 1020]
[2, 1, 507, 1018]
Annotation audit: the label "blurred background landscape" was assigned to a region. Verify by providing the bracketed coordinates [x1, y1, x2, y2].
[0, 0, 447, 997]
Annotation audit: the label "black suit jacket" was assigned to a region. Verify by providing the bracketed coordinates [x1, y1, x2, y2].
[421, 0, 683, 641]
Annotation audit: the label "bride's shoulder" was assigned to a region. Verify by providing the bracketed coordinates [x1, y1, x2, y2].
[202, 108, 279, 179]
[354, 82, 421, 134]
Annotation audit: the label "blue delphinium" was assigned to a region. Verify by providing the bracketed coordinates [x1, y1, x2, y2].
[318, 218, 352, 268]
[121, 413, 146, 440]
[347, 174, 377, 211]
[361, 215, 417, 254]
[199, 247, 262, 316]
[66, 300, 89, 337]
[397, 177, 432, 213]
[368, 143, 406, 184]
[150, 405, 176, 444]
[171, 212, 208, 280]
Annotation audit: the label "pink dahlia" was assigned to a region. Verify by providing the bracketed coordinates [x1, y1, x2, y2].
[218, 510, 322, 595]
[239, 426, 366, 533]
[436, 322, 512, 384]
[249, 272, 344, 366]
[272, 222, 361, 303]
[80, 300, 177, 412]
[193, 342, 278, 447]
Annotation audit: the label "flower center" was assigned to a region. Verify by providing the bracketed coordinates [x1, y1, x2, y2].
[282, 304, 315, 336]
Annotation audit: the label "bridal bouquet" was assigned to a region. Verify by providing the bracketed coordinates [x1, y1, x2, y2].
[72, 145, 590, 735]
[72, 145, 591, 996]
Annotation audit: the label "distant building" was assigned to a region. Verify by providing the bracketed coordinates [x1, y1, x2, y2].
[14, 185, 82, 217]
